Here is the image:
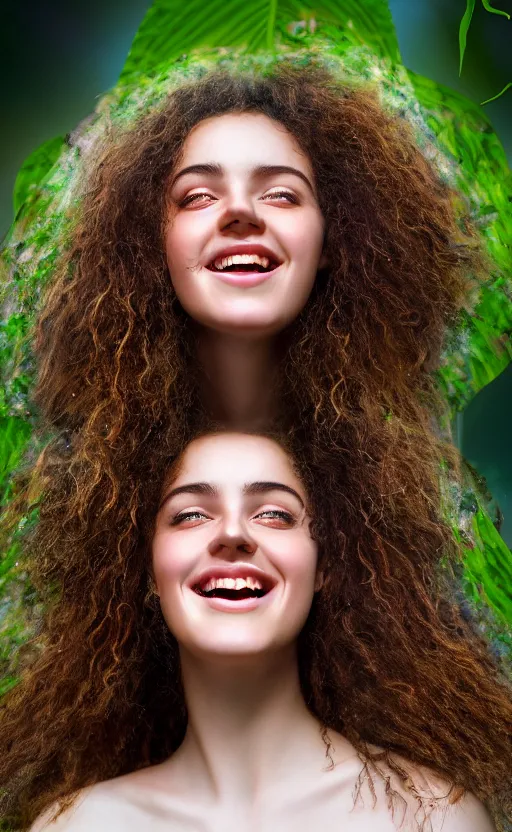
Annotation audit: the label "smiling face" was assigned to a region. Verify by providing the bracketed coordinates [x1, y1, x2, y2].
[152, 433, 323, 662]
[165, 113, 328, 338]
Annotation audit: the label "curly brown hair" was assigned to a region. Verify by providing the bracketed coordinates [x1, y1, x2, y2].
[1, 60, 511, 831]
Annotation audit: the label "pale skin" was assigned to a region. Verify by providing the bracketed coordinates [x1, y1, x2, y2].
[32, 435, 496, 831]
[164, 111, 329, 429]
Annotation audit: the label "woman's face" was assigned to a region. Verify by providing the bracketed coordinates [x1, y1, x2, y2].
[152, 433, 322, 661]
[165, 113, 328, 338]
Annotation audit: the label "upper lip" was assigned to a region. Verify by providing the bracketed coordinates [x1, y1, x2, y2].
[189, 563, 277, 593]
[205, 243, 283, 269]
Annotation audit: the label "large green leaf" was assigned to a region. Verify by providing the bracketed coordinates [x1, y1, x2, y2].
[12, 135, 65, 221]
[120, 0, 400, 84]
[408, 69, 512, 416]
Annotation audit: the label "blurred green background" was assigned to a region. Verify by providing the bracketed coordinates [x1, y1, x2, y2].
[1, 0, 511, 543]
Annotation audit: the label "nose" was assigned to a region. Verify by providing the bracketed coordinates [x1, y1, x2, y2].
[207, 514, 257, 556]
[219, 188, 265, 234]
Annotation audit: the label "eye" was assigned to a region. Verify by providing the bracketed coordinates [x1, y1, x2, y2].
[179, 190, 298, 206]
[170, 510, 210, 526]
[253, 509, 296, 527]
[261, 190, 298, 203]
[179, 193, 211, 206]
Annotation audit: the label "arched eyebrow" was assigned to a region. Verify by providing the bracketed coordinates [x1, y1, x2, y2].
[170, 163, 314, 196]
[243, 481, 304, 508]
[159, 481, 305, 511]
[159, 482, 215, 510]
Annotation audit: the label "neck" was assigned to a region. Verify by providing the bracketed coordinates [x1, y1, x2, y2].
[166, 645, 334, 812]
[197, 329, 280, 430]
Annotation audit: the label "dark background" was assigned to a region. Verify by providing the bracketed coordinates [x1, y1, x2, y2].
[1, 0, 511, 542]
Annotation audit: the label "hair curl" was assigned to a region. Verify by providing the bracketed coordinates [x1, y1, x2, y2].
[1, 60, 511, 831]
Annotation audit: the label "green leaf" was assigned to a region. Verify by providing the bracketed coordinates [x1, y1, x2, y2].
[481, 81, 512, 105]
[459, 0, 476, 76]
[0, 418, 32, 507]
[481, 0, 510, 19]
[12, 135, 65, 218]
[120, 0, 401, 84]
[467, 508, 512, 625]
[0, 675, 18, 698]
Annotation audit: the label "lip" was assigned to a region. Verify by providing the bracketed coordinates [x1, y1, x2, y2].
[188, 583, 278, 613]
[205, 242, 283, 269]
[209, 263, 282, 288]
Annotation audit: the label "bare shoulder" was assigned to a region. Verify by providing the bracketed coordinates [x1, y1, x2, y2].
[28, 784, 130, 832]
[381, 751, 496, 832]
[413, 768, 495, 832]
[28, 765, 185, 832]
[431, 789, 497, 832]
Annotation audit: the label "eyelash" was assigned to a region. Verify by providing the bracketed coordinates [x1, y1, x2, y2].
[180, 191, 298, 206]
[170, 509, 295, 526]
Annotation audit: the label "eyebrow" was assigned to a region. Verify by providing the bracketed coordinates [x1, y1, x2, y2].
[159, 480, 305, 510]
[170, 163, 315, 196]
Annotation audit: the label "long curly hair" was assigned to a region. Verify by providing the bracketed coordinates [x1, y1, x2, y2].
[1, 60, 511, 831]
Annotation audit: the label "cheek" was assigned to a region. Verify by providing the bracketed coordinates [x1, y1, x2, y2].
[165, 227, 186, 279]
[269, 531, 318, 583]
[165, 213, 197, 269]
[287, 204, 323, 242]
[285, 215, 325, 290]
[152, 535, 185, 594]
[165, 225, 209, 312]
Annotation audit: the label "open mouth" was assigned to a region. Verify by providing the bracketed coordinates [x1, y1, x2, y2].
[190, 582, 277, 612]
[192, 586, 269, 600]
[206, 260, 281, 275]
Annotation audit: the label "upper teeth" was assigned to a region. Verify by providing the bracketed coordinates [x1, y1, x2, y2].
[200, 576, 264, 592]
[212, 254, 272, 270]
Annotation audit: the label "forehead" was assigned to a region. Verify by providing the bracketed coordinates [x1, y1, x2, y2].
[172, 434, 302, 491]
[179, 112, 311, 174]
